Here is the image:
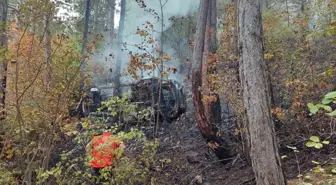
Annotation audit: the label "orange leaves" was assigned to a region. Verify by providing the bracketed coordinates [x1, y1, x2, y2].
[318, 82, 328, 89]
[163, 53, 171, 61]
[202, 95, 218, 103]
[285, 79, 307, 89]
[6, 18, 83, 128]
[128, 54, 157, 79]
[147, 38, 153, 44]
[0, 141, 13, 160]
[272, 107, 286, 120]
[205, 52, 218, 64]
[207, 141, 219, 149]
[135, 28, 149, 37]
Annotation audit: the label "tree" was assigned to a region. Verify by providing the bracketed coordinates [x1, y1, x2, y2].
[107, 0, 115, 47]
[80, 0, 91, 91]
[44, 0, 54, 87]
[113, 0, 126, 97]
[192, 0, 209, 138]
[156, 0, 169, 135]
[238, 0, 286, 184]
[204, 0, 222, 128]
[0, 0, 8, 118]
[192, 0, 231, 161]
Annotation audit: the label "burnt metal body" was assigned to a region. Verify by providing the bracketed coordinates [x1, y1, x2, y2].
[79, 77, 186, 123]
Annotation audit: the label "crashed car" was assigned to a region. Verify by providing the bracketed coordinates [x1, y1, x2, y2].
[79, 77, 186, 123]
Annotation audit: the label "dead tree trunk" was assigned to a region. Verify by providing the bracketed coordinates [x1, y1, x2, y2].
[238, 0, 286, 184]
[192, 0, 231, 162]
[204, 0, 222, 130]
[192, 0, 211, 137]
[0, 0, 8, 118]
[113, 0, 126, 97]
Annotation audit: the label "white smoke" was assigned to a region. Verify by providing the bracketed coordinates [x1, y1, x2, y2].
[90, 0, 199, 87]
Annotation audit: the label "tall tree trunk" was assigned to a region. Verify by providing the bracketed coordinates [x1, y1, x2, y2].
[93, 0, 99, 33]
[0, 0, 8, 119]
[113, 0, 125, 97]
[44, 9, 52, 88]
[192, 0, 231, 162]
[204, 0, 222, 130]
[107, 0, 115, 47]
[80, 0, 91, 92]
[285, 0, 290, 26]
[300, 0, 305, 13]
[238, 0, 286, 184]
[192, 0, 210, 135]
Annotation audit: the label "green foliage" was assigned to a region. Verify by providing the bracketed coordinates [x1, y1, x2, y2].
[100, 94, 135, 116]
[99, 93, 152, 123]
[0, 164, 19, 185]
[305, 136, 329, 149]
[307, 91, 336, 116]
[36, 120, 158, 185]
[262, 1, 336, 126]
[32, 91, 159, 185]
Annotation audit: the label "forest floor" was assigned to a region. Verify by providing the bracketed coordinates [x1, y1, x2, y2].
[54, 82, 336, 185]
[149, 112, 254, 185]
[147, 106, 336, 185]
[141, 81, 336, 185]
[144, 82, 255, 185]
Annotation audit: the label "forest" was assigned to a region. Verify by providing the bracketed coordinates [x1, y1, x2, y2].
[0, 0, 335, 184]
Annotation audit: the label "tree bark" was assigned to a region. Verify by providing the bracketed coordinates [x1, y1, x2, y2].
[0, 0, 8, 118]
[107, 0, 115, 47]
[113, 0, 126, 97]
[192, 0, 231, 162]
[192, 0, 211, 136]
[80, 0, 91, 92]
[204, 0, 222, 129]
[44, 5, 52, 88]
[238, 0, 286, 184]
[93, 0, 99, 33]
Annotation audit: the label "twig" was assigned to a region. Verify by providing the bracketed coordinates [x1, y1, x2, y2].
[238, 177, 255, 185]
[231, 154, 241, 166]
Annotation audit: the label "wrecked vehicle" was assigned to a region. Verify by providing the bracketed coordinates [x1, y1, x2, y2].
[79, 77, 187, 123]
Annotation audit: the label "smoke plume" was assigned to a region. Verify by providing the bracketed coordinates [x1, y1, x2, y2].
[90, 0, 199, 87]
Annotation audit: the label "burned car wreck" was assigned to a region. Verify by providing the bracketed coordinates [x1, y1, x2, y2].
[78, 77, 187, 123]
